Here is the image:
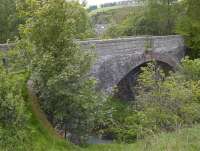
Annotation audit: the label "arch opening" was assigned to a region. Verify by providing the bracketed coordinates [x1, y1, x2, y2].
[114, 61, 173, 101]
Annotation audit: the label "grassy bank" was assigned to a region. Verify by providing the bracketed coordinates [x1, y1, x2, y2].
[28, 79, 200, 151]
[29, 108, 200, 151]
[28, 86, 200, 151]
[27, 83, 79, 151]
[87, 125, 200, 151]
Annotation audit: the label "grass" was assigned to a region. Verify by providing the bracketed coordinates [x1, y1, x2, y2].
[28, 84, 200, 151]
[89, 5, 132, 16]
[27, 83, 80, 151]
[87, 126, 200, 151]
[28, 110, 79, 151]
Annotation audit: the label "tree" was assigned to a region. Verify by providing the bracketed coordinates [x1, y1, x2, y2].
[0, 0, 23, 43]
[104, 0, 181, 37]
[142, 0, 179, 35]
[176, 0, 200, 58]
[18, 0, 102, 144]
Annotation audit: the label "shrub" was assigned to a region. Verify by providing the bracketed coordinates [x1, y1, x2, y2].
[97, 60, 200, 143]
[0, 61, 29, 151]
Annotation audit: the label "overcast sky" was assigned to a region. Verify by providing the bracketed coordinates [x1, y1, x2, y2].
[86, 0, 126, 6]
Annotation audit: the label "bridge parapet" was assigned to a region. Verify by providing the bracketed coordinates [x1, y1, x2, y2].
[80, 35, 184, 57]
[0, 43, 15, 51]
[0, 44, 10, 51]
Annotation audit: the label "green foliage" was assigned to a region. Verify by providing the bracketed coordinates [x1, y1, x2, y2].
[102, 25, 124, 38]
[136, 63, 200, 128]
[17, 0, 94, 40]
[17, 0, 103, 144]
[97, 60, 200, 143]
[0, 54, 29, 151]
[104, 0, 181, 38]
[0, 0, 22, 43]
[132, 61, 200, 139]
[94, 99, 148, 143]
[176, 0, 200, 58]
[8, 88, 200, 151]
[181, 57, 200, 81]
[94, 94, 157, 142]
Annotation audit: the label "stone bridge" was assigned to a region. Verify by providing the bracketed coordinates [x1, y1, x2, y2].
[0, 35, 185, 100]
[80, 35, 185, 99]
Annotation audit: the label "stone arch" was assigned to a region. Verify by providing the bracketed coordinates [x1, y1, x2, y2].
[95, 52, 180, 95]
[115, 59, 174, 101]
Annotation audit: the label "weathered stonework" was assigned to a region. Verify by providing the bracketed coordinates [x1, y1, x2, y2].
[0, 43, 15, 51]
[0, 44, 10, 51]
[80, 35, 185, 93]
[0, 35, 185, 94]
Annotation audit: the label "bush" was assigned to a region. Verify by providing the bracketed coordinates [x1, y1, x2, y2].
[176, 0, 200, 58]
[0, 61, 29, 150]
[0, 0, 23, 43]
[135, 61, 200, 137]
[104, 0, 182, 38]
[97, 60, 200, 143]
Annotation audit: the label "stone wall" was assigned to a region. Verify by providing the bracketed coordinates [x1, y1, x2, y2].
[80, 35, 184, 57]
[80, 35, 185, 92]
[0, 44, 10, 51]
[0, 35, 185, 93]
[0, 43, 15, 51]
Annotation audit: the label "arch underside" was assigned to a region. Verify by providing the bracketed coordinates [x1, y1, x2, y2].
[115, 60, 173, 101]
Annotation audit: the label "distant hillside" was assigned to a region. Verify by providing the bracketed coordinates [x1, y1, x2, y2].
[89, 5, 133, 16]
[90, 5, 138, 36]
[90, 5, 135, 25]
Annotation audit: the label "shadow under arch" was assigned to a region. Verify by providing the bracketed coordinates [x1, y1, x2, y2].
[114, 60, 174, 101]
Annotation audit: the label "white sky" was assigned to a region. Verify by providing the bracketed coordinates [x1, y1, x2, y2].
[86, 0, 126, 6]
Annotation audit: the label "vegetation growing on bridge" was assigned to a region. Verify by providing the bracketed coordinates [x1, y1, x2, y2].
[0, 0, 200, 150]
